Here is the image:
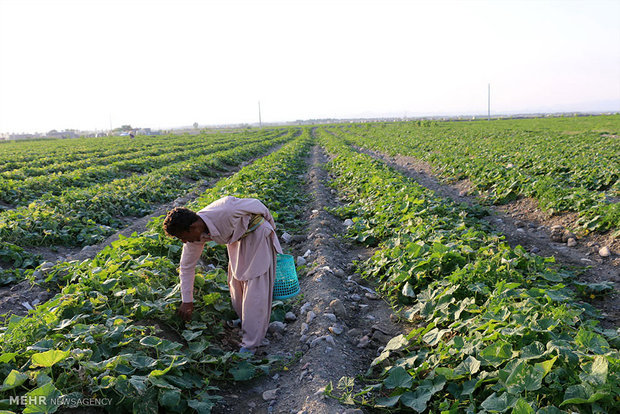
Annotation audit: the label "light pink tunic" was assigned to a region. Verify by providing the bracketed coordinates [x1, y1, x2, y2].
[178, 196, 283, 302]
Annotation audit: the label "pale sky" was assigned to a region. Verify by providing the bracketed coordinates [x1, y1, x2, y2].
[1, 0, 619, 133]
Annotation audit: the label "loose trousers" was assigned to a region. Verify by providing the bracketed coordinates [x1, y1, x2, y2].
[227, 248, 276, 349]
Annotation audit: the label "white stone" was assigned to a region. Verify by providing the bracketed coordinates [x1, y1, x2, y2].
[357, 336, 370, 348]
[343, 219, 354, 227]
[285, 312, 297, 321]
[40, 261, 55, 269]
[300, 323, 309, 335]
[281, 232, 292, 243]
[303, 249, 312, 258]
[324, 313, 337, 322]
[296, 256, 307, 266]
[567, 238, 577, 247]
[262, 388, 278, 401]
[310, 336, 326, 347]
[268, 321, 286, 334]
[599, 246, 611, 257]
[300, 302, 312, 314]
[306, 311, 316, 324]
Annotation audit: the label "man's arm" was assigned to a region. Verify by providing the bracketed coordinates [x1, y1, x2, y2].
[179, 241, 205, 303]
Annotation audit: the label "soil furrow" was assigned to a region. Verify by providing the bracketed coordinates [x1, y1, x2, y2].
[216, 142, 405, 413]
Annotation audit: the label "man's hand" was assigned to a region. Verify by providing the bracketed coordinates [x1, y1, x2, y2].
[178, 302, 194, 322]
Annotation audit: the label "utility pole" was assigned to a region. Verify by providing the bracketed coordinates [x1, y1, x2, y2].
[258, 101, 262, 128]
[487, 84, 491, 121]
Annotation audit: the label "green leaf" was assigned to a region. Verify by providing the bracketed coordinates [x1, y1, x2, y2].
[30, 350, 70, 368]
[383, 366, 413, 389]
[1, 370, 29, 391]
[479, 341, 513, 368]
[461, 378, 479, 395]
[575, 329, 610, 354]
[401, 390, 432, 413]
[182, 330, 202, 342]
[560, 383, 607, 406]
[579, 355, 608, 386]
[534, 356, 557, 377]
[454, 356, 481, 376]
[187, 399, 216, 413]
[402, 282, 416, 298]
[27, 340, 54, 352]
[540, 272, 564, 282]
[384, 334, 409, 352]
[505, 360, 544, 395]
[512, 399, 534, 414]
[545, 289, 571, 302]
[481, 392, 515, 413]
[520, 342, 546, 360]
[229, 361, 256, 381]
[400, 376, 446, 412]
[375, 394, 401, 408]
[140, 336, 163, 348]
[149, 376, 177, 390]
[129, 375, 148, 393]
[422, 328, 449, 346]
[128, 354, 158, 369]
[101, 278, 118, 292]
[159, 389, 181, 408]
[536, 407, 567, 414]
[23, 382, 61, 414]
[0, 353, 18, 363]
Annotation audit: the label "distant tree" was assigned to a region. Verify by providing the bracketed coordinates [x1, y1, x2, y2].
[120, 124, 132, 131]
[193, 122, 199, 129]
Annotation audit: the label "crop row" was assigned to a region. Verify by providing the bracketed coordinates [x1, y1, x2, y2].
[0, 130, 286, 205]
[0, 132, 249, 173]
[337, 115, 620, 233]
[0, 133, 235, 178]
[0, 130, 297, 251]
[317, 128, 619, 413]
[0, 129, 312, 413]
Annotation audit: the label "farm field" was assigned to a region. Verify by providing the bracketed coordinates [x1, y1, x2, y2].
[0, 117, 618, 413]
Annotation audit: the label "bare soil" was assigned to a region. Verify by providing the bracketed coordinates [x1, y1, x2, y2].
[354, 147, 619, 329]
[214, 143, 406, 413]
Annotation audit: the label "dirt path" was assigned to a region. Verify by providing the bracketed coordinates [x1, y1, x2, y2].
[0, 142, 291, 319]
[215, 143, 405, 413]
[353, 146, 619, 329]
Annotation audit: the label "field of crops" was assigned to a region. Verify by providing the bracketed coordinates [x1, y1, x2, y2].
[337, 116, 619, 235]
[0, 117, 618, 413]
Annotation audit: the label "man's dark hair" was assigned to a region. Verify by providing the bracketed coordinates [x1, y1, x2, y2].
[163, 207, 199, 237]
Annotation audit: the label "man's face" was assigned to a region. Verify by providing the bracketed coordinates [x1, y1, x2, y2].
[177, 227, 202, 244]
[175, 219, 211, 244]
